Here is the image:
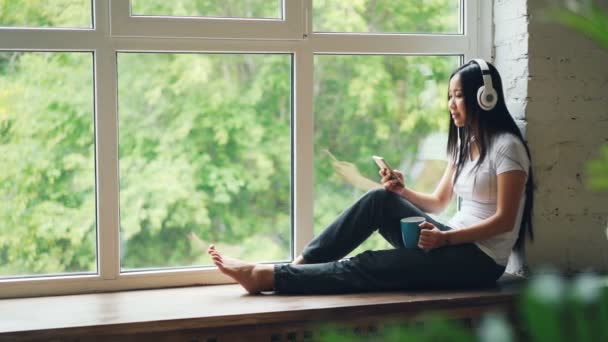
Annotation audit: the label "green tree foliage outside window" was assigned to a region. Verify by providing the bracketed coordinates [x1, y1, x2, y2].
[0, 52, 96, 276]
[131, 0, 281, 19]
[0, 0, 91, 28]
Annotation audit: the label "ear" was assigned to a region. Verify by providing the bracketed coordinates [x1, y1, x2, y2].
[477, 84, 497, 111]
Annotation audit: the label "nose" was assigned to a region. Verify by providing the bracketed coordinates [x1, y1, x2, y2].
[448, 97, 456, 110]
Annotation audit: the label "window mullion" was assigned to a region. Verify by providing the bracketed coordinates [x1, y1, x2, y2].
[293, 44, 314, 257]
[464, 0, 492, 61]
[95, 0, 121, 280]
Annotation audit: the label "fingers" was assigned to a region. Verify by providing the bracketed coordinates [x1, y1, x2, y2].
[393, 170, 405, 181]
[379, 169, 404, 181]
[382, 178, 402, 192]
[379, 167, 406, 192]
[418, 239, 429, 250]
[378, 168, 388, 178]
[379, 168, 395, 183]
[418, 231, 432, 242]
[418, 226, 439, 250]
[418, 235, 433, 250]
[381, 174, 392, 184]
[419, 221, 435, 229]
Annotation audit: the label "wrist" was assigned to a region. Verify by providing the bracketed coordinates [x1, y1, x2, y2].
[442, 231, 451, 246]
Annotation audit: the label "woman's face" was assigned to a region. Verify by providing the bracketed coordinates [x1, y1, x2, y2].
[448, 74, 467, 127]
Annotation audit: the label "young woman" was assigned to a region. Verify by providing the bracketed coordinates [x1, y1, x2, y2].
[207, 59, 534, 294]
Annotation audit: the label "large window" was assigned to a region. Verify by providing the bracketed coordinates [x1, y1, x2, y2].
[0, 0, 489, 298]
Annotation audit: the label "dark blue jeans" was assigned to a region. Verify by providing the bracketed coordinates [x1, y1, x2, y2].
[274, 189, 505, 294]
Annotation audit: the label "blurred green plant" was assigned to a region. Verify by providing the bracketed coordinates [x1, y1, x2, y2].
[521, 272, 608, 342]
[548, 0, 608, 191]
[319, 272, 608, 342]
[549, 0, 608, 50]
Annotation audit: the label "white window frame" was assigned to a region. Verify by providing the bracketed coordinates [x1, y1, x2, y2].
[0, 0, 491, 298]
[110, 0, 305, 39]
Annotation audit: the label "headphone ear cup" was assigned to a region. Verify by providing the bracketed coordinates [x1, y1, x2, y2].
[477, 85, 497, 111]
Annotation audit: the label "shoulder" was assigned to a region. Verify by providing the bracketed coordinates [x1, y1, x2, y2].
[489, 132, 530, 172]
[491, 132, 526, 153]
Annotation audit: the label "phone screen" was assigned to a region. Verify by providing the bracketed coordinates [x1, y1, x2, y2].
[372, 155, 402, 185]
[372, 155, 392, 172]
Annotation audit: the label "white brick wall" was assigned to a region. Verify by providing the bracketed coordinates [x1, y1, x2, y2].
[494, 0, 608, 273]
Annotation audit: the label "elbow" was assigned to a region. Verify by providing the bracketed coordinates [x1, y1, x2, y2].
[429, 208, 442, 215]
[501, 220, 515, 233]
[429, 203, 446, 215]
[501, 224, 516, 234]
[431, 195, 452, 215]
[493, 212, 517, 234]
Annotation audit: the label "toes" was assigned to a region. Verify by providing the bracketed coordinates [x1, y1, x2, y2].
[211, 255, 223, 265]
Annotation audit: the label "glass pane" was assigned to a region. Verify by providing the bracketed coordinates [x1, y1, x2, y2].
[0, 52, 96, 277]
[313, 55, 459, 256]
[313, 0, 461, 34]
[131, 0, 282, 19]
[118, 53, 291, 271]
[0, 0, 92, 28]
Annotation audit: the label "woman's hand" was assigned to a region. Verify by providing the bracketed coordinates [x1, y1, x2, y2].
[417, 221, 447, 251]
[380, 168, 405, 195]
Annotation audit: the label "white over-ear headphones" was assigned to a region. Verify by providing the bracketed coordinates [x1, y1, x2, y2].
[469, 59, 497, 111]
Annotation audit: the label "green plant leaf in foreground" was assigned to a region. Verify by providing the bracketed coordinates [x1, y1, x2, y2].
[316, 273, 608, 342]
[549, 1, 608, 50]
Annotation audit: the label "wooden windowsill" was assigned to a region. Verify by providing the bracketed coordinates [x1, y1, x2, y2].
[0, 274, 524, 340]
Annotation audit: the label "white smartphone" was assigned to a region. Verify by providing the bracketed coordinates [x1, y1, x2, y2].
[372, 155, 394, 173]
[372, 155, 402, 184]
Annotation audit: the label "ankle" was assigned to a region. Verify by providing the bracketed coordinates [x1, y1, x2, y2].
[251, 265, 275, 292]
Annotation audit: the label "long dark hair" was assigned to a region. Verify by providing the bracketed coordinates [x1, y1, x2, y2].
[446, 60, 534, 251]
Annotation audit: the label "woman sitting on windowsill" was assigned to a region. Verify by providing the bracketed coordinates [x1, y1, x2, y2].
[207, 59, 534, 295]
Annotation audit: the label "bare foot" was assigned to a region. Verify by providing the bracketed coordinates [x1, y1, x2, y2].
[207, 244, 274, 294]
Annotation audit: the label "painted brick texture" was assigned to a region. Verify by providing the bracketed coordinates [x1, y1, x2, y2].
[494, 0, 608, 272]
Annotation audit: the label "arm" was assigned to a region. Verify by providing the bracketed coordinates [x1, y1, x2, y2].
[418, 169, 527, 250]
[382, 163, 455, 214]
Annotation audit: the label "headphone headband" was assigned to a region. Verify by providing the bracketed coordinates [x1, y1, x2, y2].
[468, 59, 497, 111]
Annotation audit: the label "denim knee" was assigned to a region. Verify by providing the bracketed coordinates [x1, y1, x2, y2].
[363, 188, 392, 201]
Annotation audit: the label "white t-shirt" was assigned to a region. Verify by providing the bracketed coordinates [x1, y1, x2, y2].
[447, 133, 530, 266]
